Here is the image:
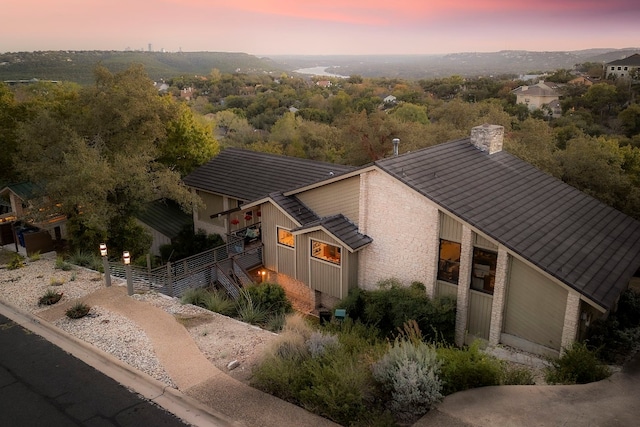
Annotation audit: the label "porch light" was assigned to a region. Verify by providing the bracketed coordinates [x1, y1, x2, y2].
[99, 243, 107, 257]
[123, 251, 131, 265]
[260, 270, 266, 283]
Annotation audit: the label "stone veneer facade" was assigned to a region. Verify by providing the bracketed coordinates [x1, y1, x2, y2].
[357, 170, 440, 292]
[265, 270, 315, 314]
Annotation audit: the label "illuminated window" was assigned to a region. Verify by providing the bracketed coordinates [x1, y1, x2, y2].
[437, 240, 461, 284]
[277, 227, 295, 248]
[471, 248, 497, 295]
[311, 240, 341, 265]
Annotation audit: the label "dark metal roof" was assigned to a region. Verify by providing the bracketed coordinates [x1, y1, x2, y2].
[607, 53, 640, 67]
[183, 148, 354, 202]
[292, 214, 373, 252]
[136, 200, 193, 239]
[376, 139, 640, 310]
[0, 182, 43, 201]
[269, 192, 319, 225]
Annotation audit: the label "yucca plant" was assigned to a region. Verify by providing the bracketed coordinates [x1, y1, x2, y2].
[65, 302, 90, 319]
[38, 289, 63, 306]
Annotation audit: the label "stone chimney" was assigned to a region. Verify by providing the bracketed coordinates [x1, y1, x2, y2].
[470, 124, 504, 154]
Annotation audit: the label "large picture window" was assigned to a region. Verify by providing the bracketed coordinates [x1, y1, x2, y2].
[311, 240, 341, 265]
[438, 240, 461, 284]
[277, 227, 295, 248]
[471, 248, 497, 294]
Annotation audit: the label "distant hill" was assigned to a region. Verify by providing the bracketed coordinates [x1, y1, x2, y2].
[0, 51, 283, 85]
[1, 48, 638, 84]
[275, 48, 640, 79]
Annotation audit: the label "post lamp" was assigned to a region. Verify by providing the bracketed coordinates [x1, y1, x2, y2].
[123, 251, 133, 296]
[260, 270, 266, 283]
[99, 243, 111, 287]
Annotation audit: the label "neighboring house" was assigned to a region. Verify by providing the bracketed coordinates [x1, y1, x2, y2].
[136, 200, 193, 257]
[316, 80, 332, 88]
[182, 148, 354, 239]
[605, 53, 640, 79]
[511, 81, 562, 112]
[568, 75, 595, 86]
[0, 182, 66, 254]
[213, 125, 640, 358]
[382, 95, 397, 104]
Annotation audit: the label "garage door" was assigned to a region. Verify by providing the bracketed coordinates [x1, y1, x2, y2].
[504, 259, 567, 350]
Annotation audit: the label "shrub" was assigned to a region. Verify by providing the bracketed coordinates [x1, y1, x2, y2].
[236, 288, 268, 325]
[281, 313, 315, 341]
[307, 331, 340, 358]
[372, 331, 442, 422]
[203, 290, 236, 317]
[29, 251, 41, 261]
[335, 280, 456, 344]
[265, 312, 286, 332]
[246, 282, 292, 315]
[7, 253, 25, 270]
[615, 289, 640, 329]
[500, 364, 536, 385]
[545, 342, 611, 384]
[50, 277, 65, 286]
[67, 250, 96, 268]
[55, 256, 74, 271]
[38, 289, 63, 306]
[65, 302, 90, 319]
[436, 341, 503, 395]
[180, 287, 211, 308]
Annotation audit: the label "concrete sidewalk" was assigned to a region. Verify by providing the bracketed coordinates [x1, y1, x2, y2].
[33, 285, 339, 427]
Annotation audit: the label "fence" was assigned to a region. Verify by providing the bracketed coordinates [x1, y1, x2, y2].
[107, 235, 263, 299]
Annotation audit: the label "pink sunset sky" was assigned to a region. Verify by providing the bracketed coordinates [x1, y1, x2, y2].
[2, 0, 638, 55]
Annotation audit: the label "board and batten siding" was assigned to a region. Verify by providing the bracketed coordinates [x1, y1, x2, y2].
[503, 258, 567, 351]
[466, 290, 493, 341]
[196, 191, 224, 227]
[475, 233, 498, 250]
[260, 203, 297, 273]
[439, 212, 463, 242]
[296, 176, 360, 225]
[304, 230, 350, 299]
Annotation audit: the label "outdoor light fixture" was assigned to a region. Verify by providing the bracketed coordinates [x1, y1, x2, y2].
[260, 270, 266, 283]
[123, 251, 133, 296]
[99, 243, 111, 287]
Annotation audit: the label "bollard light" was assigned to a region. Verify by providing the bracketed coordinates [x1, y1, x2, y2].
[123, 251, 133, 296]
[99, 243, 111, 287]
[123, 251, 131, 265]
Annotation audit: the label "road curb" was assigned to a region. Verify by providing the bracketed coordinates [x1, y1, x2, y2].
[0, 299, 240, 427]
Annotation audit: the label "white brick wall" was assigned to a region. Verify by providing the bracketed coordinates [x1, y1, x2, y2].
[489, 247, 509, 345]
[358, 170, 439, 290]
[561, 291, 581, 352]
[455, 226, 473, 346]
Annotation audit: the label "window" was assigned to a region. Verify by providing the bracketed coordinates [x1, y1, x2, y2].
[471, 248, 497, 294]
[311, 240, 341, 265]
[277, 227, 295, 248]
[437, 240, 461, 284]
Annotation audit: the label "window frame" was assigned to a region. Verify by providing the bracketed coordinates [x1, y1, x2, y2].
[437, 239, 461, 284]
[277, 227, 295, 248]
[310, 239, 341, 266]
[470, 247, 498, 295]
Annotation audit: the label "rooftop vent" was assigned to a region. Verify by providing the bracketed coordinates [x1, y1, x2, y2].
[392, 138, 400, 156]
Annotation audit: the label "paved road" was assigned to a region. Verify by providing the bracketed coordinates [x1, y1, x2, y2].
[0, 313, 190, 427]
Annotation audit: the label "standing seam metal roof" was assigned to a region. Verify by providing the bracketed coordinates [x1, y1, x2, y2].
[376, 139, 640, 310]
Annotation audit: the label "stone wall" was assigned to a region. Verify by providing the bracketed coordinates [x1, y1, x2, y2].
[266, 270, 315, 314]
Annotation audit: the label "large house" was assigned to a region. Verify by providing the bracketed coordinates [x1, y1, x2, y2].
[511, 81, 562, 113]
[184, 126, 640, 357]
[605, 53, 640, 79]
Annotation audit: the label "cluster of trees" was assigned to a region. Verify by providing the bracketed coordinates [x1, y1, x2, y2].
[2, 61, 639, 258]
[1, 65, 218, 257]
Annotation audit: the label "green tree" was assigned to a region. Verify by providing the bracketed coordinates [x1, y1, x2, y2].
[391, 103, 429, 124]
[160, 101, 219, 176]
[15, 65, 195, 256]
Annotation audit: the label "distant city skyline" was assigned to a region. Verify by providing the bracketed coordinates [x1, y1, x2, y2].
[2, 1, 639, 56]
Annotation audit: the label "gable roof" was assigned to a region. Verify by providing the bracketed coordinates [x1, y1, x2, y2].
[183, 148, 354, 202]
[511, 81, 562, 97]
[136, 200, 192, 239]
[606, 53, 640, 67]
[292, 214, 372, 252]
[375, 139, 640, 310]
[0, 182, 43, 201]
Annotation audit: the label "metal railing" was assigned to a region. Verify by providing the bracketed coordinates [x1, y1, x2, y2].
[107, 235, 263, 299]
